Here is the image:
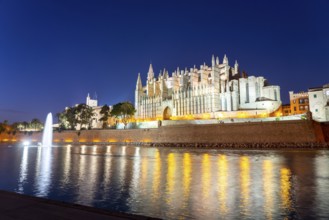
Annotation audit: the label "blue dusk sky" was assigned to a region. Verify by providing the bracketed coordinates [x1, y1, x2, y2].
[0, 0, 328, 123]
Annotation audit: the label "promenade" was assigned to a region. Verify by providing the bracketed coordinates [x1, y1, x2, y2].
[0, 190, 158, 220]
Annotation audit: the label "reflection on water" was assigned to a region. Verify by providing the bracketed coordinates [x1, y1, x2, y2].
[281, 168, 293, 214]
[263, 160, 274, 220]
[240, 156, 250, 217]
[0, 144, 329, 219]
[218, 154, 228, 215]
[35, 147, 52, 196]
[18, 146, 29, 192]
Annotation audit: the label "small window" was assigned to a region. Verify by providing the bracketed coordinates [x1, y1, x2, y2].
[293, 100, 296, 104]
[314, 94, 317, 98]
[299, 106, 304, 110]
[315, 109, 318, 112]
[305, 106, 308, 110]
[294, 107, 297, 111]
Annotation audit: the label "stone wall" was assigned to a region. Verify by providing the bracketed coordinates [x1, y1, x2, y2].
[1, 120, 326, 145]
[321, 123, 329, 142]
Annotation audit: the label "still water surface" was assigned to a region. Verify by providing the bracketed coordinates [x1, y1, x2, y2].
[0, 144, 328, 219]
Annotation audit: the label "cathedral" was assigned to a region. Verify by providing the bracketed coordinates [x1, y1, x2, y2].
[135, 54, 281, 120]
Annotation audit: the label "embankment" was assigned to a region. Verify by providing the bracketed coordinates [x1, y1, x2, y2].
[1, 120, 328, 147]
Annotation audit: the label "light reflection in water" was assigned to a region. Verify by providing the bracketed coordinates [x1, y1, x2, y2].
[35, 147, 52, 196]
[106, 145, 112, 154]
[182, 153, 191, 202]
[280, 168, 292, 212]
[132, 147, 141, 185]
[315, 153, 329, 216]
[76, 146, 100, 205]
[5, 145, 329, 220]
[240, 156, 250, 216]
[152, 150, 161, 202]
[18, 146, 29, 192]
[118, 146, 127, 191]
[103, 147, 112, 192]
[166, 153, 176, 205]
[218, 154, 228, 214]
[62, 145, 71, 185]
[141, 148, 148, 185]
[201, 154, 211, 202]
[263, 160, 274, 220]
[122, 146, 126, 155]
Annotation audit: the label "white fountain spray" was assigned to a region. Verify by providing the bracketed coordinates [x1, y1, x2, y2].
[42, 113, 53, 147]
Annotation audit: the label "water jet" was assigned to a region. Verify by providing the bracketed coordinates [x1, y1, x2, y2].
[42, 113, 53, 147]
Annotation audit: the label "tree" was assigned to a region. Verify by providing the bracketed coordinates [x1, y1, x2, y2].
[76, 104, 94, 129]
[57, 107, 78, 130]
[0, 123, 5, 134]
[11, 122, 21, 132]
[31, 118, 42, 131]
[100, 104, 110, 128]
[110, 102, 136, 129]
[22, 121, 29, 130]
[57, 104, 94, 130]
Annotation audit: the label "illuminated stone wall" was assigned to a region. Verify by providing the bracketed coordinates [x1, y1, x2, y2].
[1, 120, 326, 144]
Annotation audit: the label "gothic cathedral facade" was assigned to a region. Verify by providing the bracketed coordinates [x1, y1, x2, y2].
[135, 55, 281, 120]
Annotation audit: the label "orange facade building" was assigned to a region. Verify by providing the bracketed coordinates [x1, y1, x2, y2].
[289, 91, 309, 115]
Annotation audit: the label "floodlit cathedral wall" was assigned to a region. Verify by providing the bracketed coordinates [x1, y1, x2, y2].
[135, 55, 281, 120]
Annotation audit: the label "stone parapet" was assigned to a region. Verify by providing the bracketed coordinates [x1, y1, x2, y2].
[1, 120, 326, 146]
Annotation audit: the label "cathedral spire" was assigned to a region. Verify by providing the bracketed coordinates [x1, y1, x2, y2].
[147, 63, 154, 81]
[234, 60, 239, 75]
[212, 54, 215, 66]
[136, 73, 143, 90]
[223, 54, 228, 64]
[163, 68, 168, 79]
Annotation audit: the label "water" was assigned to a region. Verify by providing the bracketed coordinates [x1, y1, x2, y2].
[42, 112, 53, 147]
[0, 144, 328, 219]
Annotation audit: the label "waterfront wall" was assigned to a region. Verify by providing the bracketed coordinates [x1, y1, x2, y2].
[1, 120, 326, 144]
[322, 123, 329, 142]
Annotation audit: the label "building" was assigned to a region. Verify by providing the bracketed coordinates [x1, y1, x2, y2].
[59, 94, 115, 130]
[135, 54, 282, 120]
[289, 91, 309, 115]
[281, 104, 291, 116]
[308, 84, 329, 122]
[86, 93, 103, 129]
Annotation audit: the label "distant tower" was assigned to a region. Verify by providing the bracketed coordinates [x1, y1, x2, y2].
[86, 93, 98, 107]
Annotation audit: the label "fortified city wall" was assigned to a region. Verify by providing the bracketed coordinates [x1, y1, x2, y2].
[1, 120, 327, 145]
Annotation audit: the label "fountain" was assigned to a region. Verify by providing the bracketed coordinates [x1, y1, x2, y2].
[42, 113, 53, 147]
